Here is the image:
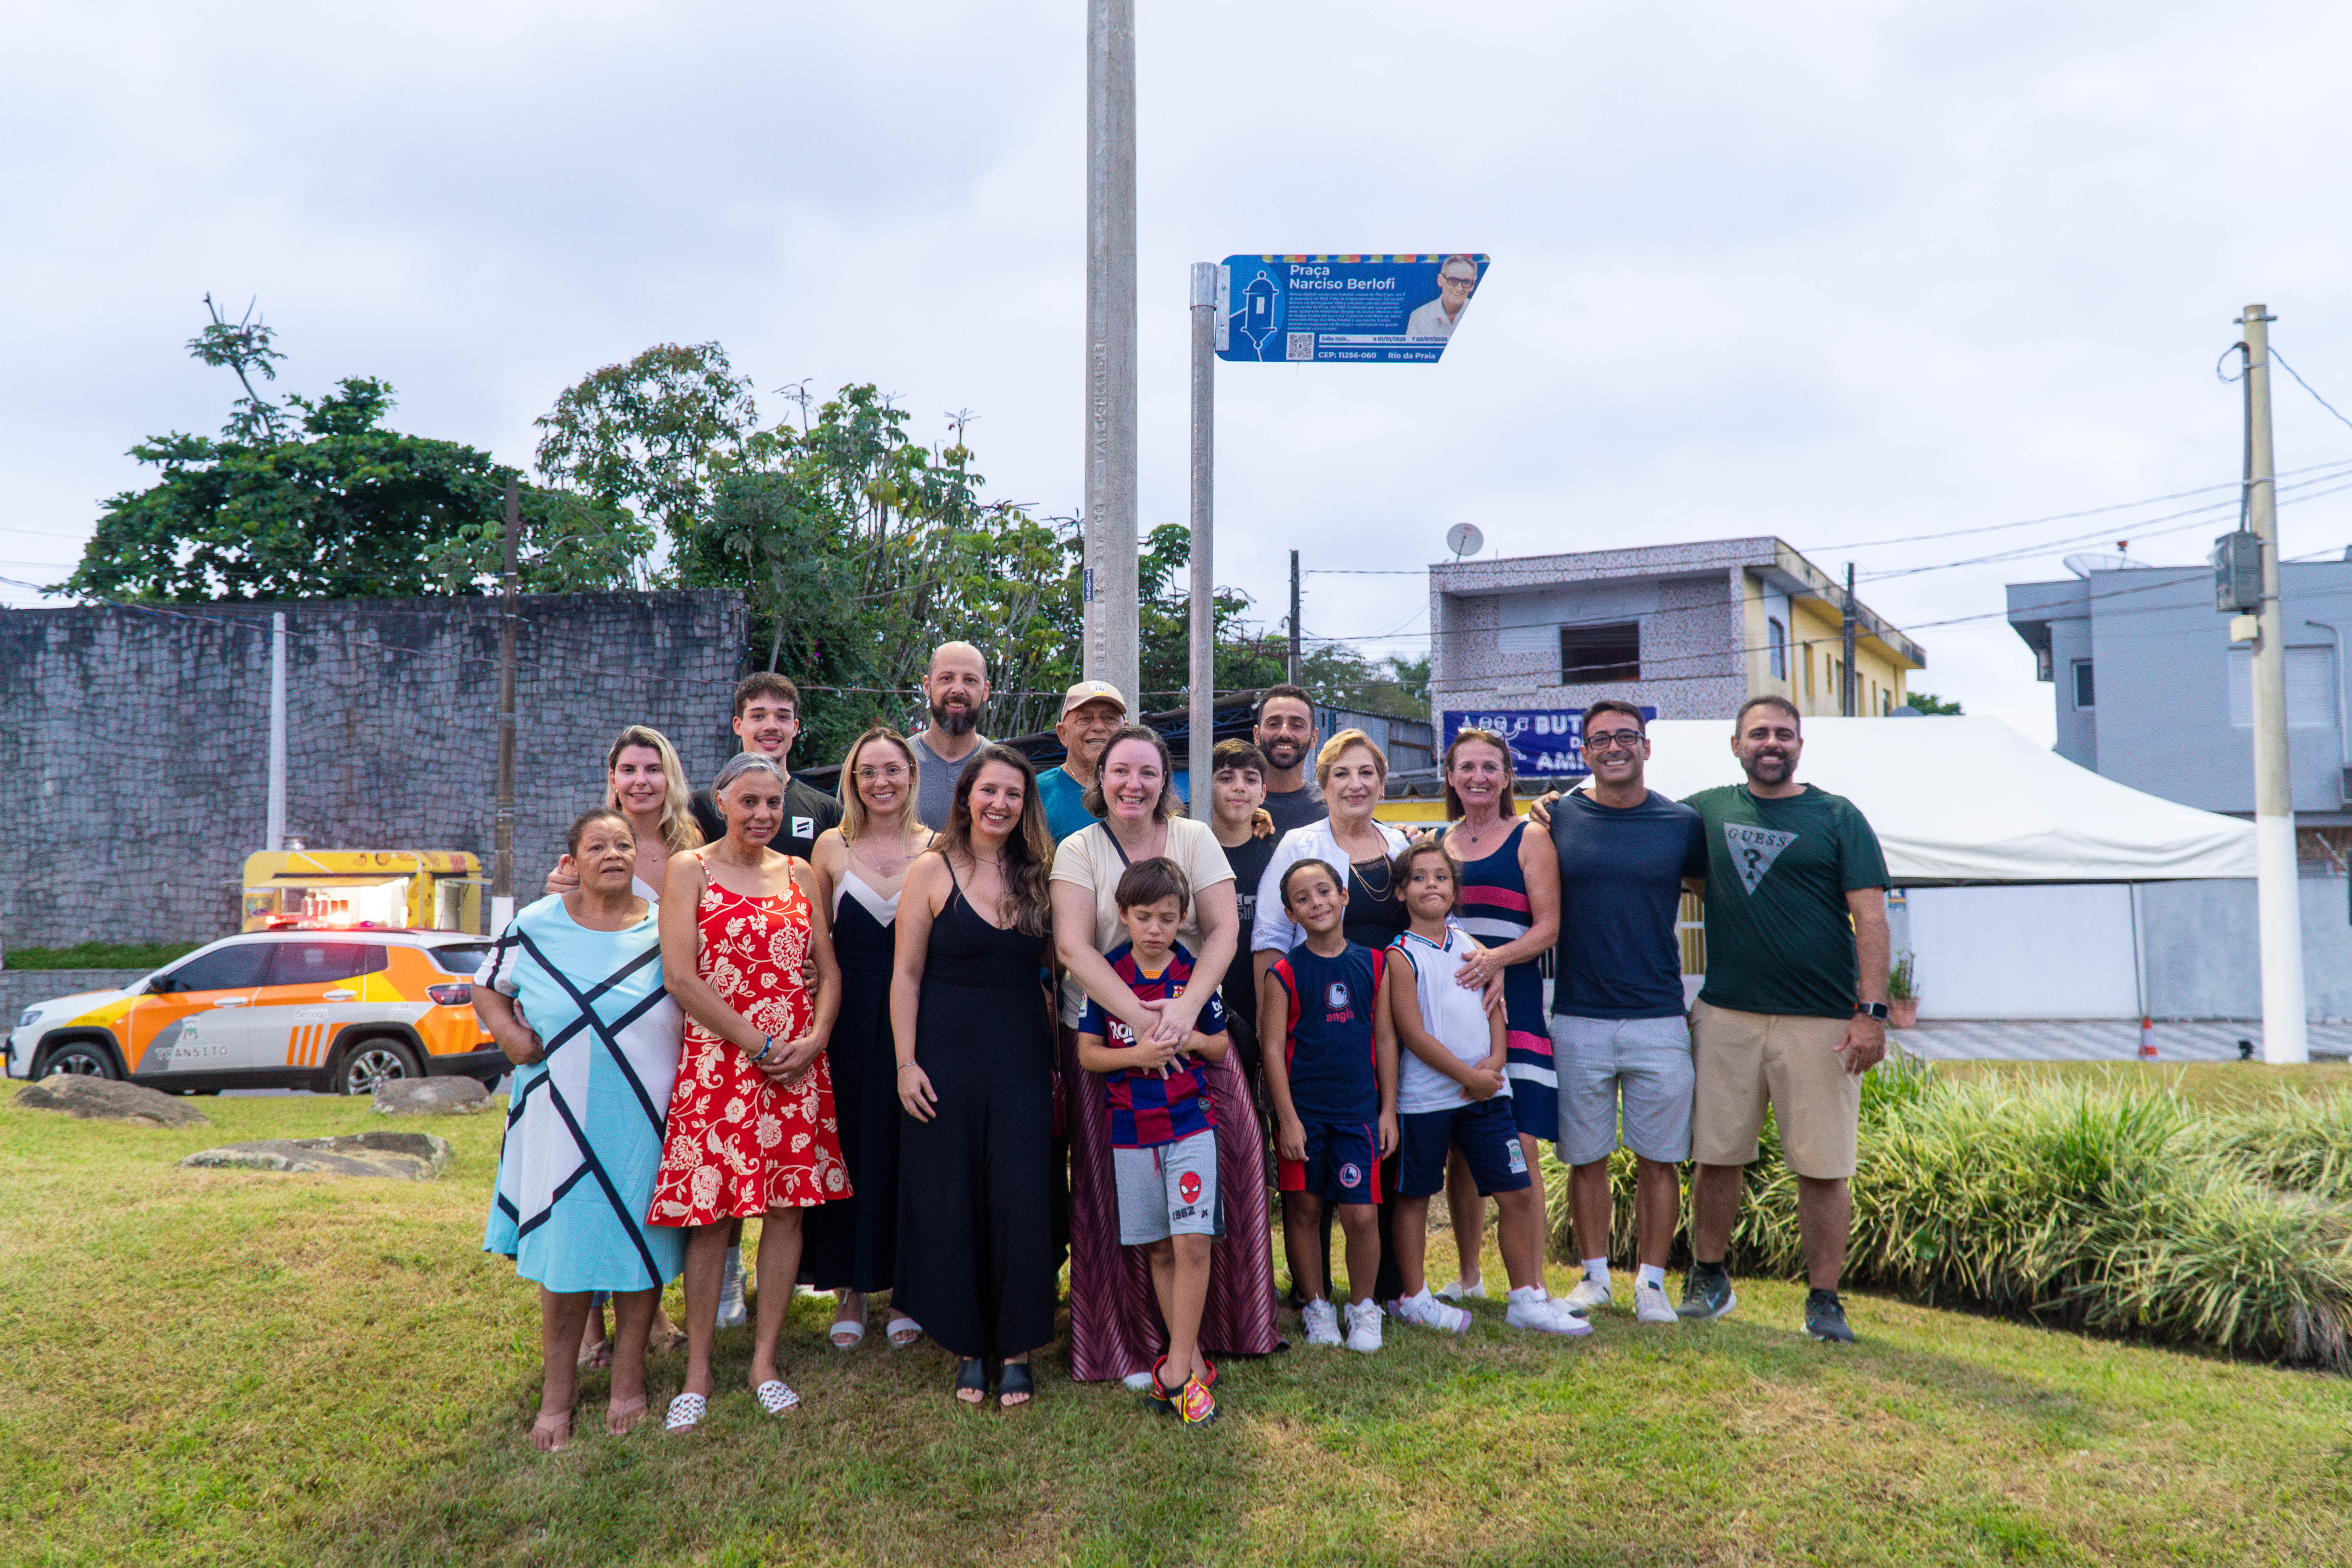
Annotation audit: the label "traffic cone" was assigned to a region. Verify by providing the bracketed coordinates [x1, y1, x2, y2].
[2138, 1016, 2157, 1059]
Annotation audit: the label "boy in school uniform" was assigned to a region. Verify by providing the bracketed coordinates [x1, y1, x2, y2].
[1073, 857, 1235, 1424]
[1384, 843, 1591, 1338]
[1259, 858, 1400, 1354]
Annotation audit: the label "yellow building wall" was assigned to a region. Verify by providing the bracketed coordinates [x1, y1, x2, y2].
[1757, 584, 1914, 720]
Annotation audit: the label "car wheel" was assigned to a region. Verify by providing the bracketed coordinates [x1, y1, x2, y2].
[38, 1041, 119, 1079]
[336, 1038, 422, 1096]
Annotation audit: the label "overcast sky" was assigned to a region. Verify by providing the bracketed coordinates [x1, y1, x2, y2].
[9, 0, 2352, 743]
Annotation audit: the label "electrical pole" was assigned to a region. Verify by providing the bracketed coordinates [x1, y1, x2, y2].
[1083, 0, 1139, 708]
[1288, 549, 1303, 685]
[492, 477, 519, 935]
[1188, 262, 1216, 797]
[2242, 303, 2309, 1064]
[1841, 562, 1858, 717]
[266, 610, 287, 852]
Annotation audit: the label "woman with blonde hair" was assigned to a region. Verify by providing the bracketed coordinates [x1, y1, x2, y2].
[804, 727, 937, 1350]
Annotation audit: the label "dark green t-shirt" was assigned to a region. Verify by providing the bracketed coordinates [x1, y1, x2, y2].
[1685, 783, 1888, 1020]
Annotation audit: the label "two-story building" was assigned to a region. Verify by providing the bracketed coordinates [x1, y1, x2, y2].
[2005, 554, 2352, 829]
[1427, 537, 1927, 773]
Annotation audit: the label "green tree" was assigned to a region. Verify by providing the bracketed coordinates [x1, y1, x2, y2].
[1907, 690, 1964, 716]
[60, 307, 647, 603]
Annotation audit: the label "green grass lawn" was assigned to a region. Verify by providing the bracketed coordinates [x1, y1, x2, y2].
[4, 1077, 2350, 1567]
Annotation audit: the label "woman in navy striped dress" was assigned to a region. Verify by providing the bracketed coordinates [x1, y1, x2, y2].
[1433, 729, 1562, 1303]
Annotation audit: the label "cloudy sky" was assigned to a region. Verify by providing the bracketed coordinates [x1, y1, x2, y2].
[8, 0, 2352, 742]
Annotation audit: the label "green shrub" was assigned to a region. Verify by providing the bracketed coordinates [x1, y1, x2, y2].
[1543, 1057, 2352, 1371]
[2, 941, 195, 971]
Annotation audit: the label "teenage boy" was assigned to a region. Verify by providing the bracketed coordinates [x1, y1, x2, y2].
[1073, 857, 1233, 1425]
[1204, 739, 1276, 1078]
[1678, 696, 1890, 1344]
[1260, 859, 1399, 1355]
[687, 672, 842, 859]
[1034, 680, 1127, 843]
[1548, 699, 1709, 1326]
[1253, 686, 1326, 835]
[909, 641, 993, 829]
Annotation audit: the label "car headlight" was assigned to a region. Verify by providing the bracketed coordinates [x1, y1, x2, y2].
[16, 1010, 35, 1029]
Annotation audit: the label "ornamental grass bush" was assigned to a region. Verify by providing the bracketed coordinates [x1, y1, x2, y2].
[1543, 1057, 2352, 1371]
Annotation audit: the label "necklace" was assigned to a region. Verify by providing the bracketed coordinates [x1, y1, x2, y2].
[1350, 857, 1393, 900]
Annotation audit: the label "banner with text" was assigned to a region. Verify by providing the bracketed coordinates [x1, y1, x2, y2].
[1441, 707, 1659, 779]
[1216, 254, 1489, 363]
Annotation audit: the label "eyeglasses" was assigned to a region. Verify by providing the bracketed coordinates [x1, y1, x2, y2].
[1439, 274, 1477, 288]
[1582, 731, 1644, 753]
[855, 764, 909, 783]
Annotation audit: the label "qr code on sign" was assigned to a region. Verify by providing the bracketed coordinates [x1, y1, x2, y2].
[1286, 332, 1315, 361]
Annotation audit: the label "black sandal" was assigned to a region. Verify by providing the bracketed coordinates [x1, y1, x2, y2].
[998, 1360, 1034, 1409]
[954, 1358, 989, 1406]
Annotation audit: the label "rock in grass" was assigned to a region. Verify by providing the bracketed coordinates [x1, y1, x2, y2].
[179, 1132, 451, 1180]
[372, 1077, 489, 1116]
[17, 1076, 211, 1127]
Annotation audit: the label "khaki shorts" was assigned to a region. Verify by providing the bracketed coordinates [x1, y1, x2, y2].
[1690, 1000, 1861, 1179]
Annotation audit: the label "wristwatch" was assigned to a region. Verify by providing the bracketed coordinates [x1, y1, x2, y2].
[1854, 1001, 1889, 1021]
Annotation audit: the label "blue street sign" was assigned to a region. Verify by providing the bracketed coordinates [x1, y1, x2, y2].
[1216, 254, 1489, 363]
[1441, 707, 1657, 779]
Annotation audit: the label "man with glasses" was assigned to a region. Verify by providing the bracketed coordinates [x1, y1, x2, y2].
[1034, 681, 1127, 842]
[1677, 696, 1889, 1344]
[1406, 255, 1480, 340]
[1545, 700, 1709, 1326]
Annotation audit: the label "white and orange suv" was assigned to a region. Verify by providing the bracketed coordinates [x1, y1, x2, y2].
[6, 930, 505, 1096]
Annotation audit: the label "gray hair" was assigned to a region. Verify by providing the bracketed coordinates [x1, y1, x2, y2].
[713, 752, 789, 796]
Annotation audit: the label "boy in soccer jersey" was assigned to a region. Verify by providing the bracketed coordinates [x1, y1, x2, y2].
[1259, 858, 1400, 1354]
[1074, 857, 1234, 1423]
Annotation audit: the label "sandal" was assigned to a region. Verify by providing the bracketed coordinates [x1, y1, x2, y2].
[953, 1357, 990, 1407]
[886, 1314, 922, 1350]
[650, 1317, 690, 1355]
[998, 1360, 1034, 1409]
[753, 1379, 801, 1415]
[829, 1315, 866, 1350]
[530, 1407, 573, 1453]
[664, 1392, 708, 1435]
[606, 1396, 650, 1436]
[576, 1336, 612, 1371]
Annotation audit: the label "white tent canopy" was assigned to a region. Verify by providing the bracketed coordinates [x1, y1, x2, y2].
[1627, 716, 2257, 883]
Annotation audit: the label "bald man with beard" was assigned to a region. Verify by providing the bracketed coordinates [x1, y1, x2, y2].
[908, 641, 994, 831]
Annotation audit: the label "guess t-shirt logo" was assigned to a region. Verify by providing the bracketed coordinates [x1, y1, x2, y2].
[1723, 823, 1797, 894]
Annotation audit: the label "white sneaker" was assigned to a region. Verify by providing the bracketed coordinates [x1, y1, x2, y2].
[1634, 1280, 1678, 1325]
[1388, 1288, 1472, 1335]
[1436, 1277, 1488, 1304]
[1562, 1274, 1614, 1313]
[716, 1261, 748, 1330]
[1344, 1298, 1384, 1353]
[1506, 1285, 1593, 1336]
[1303, 1298, 1343, 1347]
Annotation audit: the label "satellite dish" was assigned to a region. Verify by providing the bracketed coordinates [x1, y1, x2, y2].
[1446, 522, 1484, 560]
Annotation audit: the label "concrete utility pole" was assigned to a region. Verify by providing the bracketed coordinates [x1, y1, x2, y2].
[492, 478, 519, 935]
[266, 610, 287, 851]
[1188, 262, 1217, 795]
[2242, 304, 2309, 1064]
[1841, 562, 1858, 718]
[1083, 0, 1140, 707]
[1287, 549, 1303, 684]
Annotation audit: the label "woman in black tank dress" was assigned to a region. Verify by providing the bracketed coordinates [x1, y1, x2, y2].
[891, 746, 1059, 1407]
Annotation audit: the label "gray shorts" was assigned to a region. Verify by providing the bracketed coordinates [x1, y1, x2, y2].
[1113, 1128, 1220, 1244]
[1551, 1013, 1695, 1167]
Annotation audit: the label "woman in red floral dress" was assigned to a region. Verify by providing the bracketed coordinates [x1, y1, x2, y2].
[650, 753, 847, 1432]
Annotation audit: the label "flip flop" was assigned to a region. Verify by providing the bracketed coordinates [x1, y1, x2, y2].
[754, 1379, 801, 1415]
[606, 1396, 650, 1436]
[829, 1316, 866, 1350]
[664, 1393, 707, 1435]
[530, 1407, 573, 1453]
[576, 1337, 612, 1371]
[886, 1315, 922, 1349]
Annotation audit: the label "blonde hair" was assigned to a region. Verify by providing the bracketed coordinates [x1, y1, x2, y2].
[839, 727, 921, 843]
[605, 725, 703, 854]
[1314, 727, 1389, 789]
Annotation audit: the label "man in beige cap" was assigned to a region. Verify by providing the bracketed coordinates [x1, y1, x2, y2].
[1034, 679, 1128, 843]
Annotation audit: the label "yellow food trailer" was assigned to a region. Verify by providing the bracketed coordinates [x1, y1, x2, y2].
[240, 850, 484, 934]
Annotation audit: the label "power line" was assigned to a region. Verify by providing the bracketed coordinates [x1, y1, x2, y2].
[2270, 348, 2352, 439]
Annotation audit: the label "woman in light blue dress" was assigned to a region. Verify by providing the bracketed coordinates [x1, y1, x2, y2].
[478, 807, 686, 1451]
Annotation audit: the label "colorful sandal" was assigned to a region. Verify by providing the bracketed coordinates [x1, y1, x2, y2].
[663, 1392, 707, 1435]
[1175, 1374, 1218, 1426]
[753, 1379, 801, 1415]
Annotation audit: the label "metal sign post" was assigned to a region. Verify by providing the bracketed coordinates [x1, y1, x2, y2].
[1188, 264, 1216, 796]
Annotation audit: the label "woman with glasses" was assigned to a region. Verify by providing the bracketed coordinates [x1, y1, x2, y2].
[803, 727, 937, 1352]
[1429, 728, 1563, 1308]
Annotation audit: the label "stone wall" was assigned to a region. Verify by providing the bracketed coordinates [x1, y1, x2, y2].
[0, 592, 747, 946]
